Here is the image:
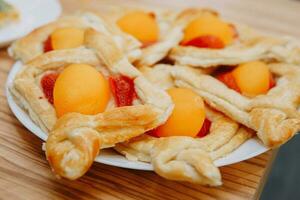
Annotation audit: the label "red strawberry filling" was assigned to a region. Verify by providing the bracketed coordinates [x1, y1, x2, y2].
[197, 118, 211, 138]
[43, 36, 53, 52]
[269, 73, 276, 89]
[181, 35, 225, 49]
[216, 71, 241, 93]
[40, 73, 59, 104]
[109, 75, 137, 107]
[146, 129, 159, 138]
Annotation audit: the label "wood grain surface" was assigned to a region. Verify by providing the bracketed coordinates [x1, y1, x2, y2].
[0, 0, 299, 199]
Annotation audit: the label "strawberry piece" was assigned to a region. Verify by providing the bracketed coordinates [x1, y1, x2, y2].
[146, 129, 159, 138]
[44, 36, 53, 52]
[269, 73, 276, 89]
[197, 118, 211, 138]
[41, 73, 59, 104]
[216, 71, 241, 93]
[109, 75, 136, 107]
[181, 35, 225, 49]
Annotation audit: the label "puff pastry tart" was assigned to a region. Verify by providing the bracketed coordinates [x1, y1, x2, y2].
[9, 12, 141, 63]
[115, 64, 254, 186]
[167, 9, 300, 67]
[171, 62, 300, 148]
[107, 7, 217, 67]
[11, 22, 173, 179]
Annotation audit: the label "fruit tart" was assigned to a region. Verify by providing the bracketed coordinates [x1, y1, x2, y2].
[0, 0, 19, 28]
[9, 12, 141, 63]
[108, 7, 218, 67]
[10, 25, 174, 179]
[168, 9, 300, 67]
[115, 64, 254, 186]
[171, 61, 300, 148]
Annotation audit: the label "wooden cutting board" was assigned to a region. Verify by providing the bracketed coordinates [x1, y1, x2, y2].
[1, 0, 299, 199]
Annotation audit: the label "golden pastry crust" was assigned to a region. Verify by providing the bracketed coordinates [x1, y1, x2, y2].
[167, 9, 300, 67]
[171, 64, 300, 148]
[115, 107, 253, 186]
[9, 12, 141, 63]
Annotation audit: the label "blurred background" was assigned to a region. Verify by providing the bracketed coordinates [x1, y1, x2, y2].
[261, 134, 300, 200]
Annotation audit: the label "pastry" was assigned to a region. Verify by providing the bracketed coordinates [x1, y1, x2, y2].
[11, 20, 173, 178]
[115, 64, 254, 185]
[171, 63, 300, 148]
[9, 12, 141, 63]
[11, 23, 172, 131]
[0, 0, 19, 28]
[115, 107, 253, 186]
[167, 9, 300, 67]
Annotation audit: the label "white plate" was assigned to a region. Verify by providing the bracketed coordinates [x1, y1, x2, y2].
[6, 61, 269, 170]
[0, 0, 61, 47]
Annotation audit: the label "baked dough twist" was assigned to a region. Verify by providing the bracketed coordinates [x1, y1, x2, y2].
[46, 105, 158, 179]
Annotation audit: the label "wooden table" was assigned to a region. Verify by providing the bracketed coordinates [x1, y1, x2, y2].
[0, 0, 299, 199]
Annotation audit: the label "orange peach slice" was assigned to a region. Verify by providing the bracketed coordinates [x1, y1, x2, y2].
[117, 11, 159, 44]
[232, 61, 270, 97]
[182, 15, 234, 46]
[53, 64, 110, 117]
[51, 28, 85, 50]
[154, 88, 205, 137]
